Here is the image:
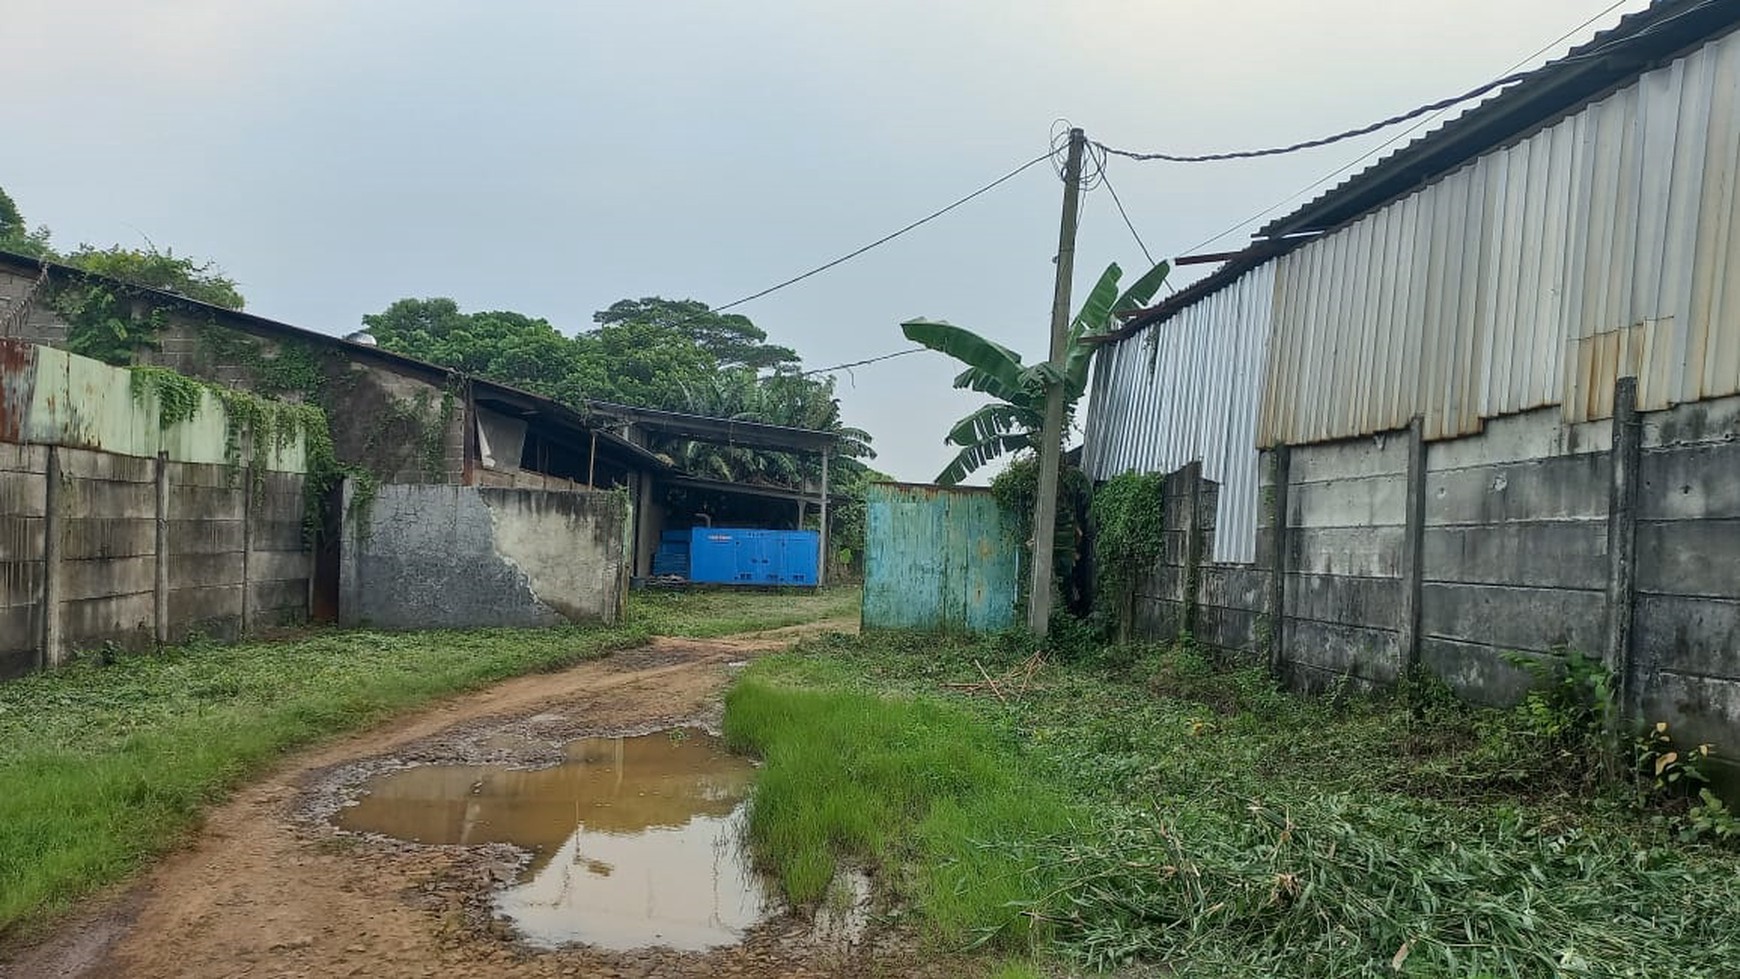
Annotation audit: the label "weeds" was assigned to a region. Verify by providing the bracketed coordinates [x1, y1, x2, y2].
[738, 632, 1740, 976]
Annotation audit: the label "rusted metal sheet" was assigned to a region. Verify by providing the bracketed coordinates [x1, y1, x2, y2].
[1082, 263, 1274, 564]
[0, 339, 37, 443]
[862, 482, 1018, 632]
[1254, 27, 1740, 446]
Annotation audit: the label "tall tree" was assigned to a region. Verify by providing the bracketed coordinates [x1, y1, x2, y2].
[594, 297, 798, 371]
[0, 185, 59, 259]
[900, 261, 1170, 485]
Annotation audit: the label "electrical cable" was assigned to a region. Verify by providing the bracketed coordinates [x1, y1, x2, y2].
[1095, 0, 1697, 166]
[799, 347, 925, 376]
[712, 149, 1056, 314]
[1167, 0, 1642, 258]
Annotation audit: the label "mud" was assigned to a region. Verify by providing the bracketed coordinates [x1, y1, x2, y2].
[3, 617, 977, 978]
[336, 730, 769, 951]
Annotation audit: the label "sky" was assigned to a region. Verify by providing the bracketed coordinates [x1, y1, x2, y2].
[1, 0, 1652, 482]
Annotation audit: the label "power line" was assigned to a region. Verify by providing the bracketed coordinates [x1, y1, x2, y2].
[1098, 165, 1155, 268]
[799, 347, 925, 376]
[1096, 0, 1675, 167]
[1170, 0, 1640, 257]
[713, 150, 1055, 314]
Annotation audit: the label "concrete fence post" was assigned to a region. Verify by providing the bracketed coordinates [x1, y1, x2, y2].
[1607, 377, 1641, 721]
[1267, 446, 1290, 675]
[40, 445, 63, 668]
[1398, 416, 1427, 675]
[1180, 462, 1203, 637]
[241, 463, 254, 635]
[155, 451, 169, 644]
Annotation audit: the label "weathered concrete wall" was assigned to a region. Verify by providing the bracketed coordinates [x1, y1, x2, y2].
[340, 484, 626, 629]
[0, 443, 46, 678]
[1634, 395, 1740, 761]
[1419, 410, 1612, 703]
[1125, 391, 1740, 779]
[0, 341, 313, 674]
[1279, 435, 1409, 689]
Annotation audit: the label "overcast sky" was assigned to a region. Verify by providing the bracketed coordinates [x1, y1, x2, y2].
[2, 0, 1650, 482]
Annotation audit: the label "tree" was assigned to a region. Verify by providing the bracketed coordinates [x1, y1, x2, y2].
[0, 186, 52, 258]
[900, 261, 1171, 485]
[594, 297, 798, 371]
[364, 298, 590, 404]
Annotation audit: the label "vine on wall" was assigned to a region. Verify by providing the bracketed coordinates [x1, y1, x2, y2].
[1088, 471, 1166, 639]
[991, 454, 1094, 620]
[126, 365, 371, 540]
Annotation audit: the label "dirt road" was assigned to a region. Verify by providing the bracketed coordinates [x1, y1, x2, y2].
[6, 620, 959, 979]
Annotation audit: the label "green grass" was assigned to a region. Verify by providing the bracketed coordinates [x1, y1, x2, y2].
[723, 678, 1072, 951]
[627, 584, 861, 638]
[728, 631, 1740, 977]
[0, 586, 859, 941]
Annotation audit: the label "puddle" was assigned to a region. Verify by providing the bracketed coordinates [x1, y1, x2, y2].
[336, 729, 770, 950]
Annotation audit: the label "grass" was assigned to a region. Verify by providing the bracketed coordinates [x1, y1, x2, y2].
[722, 679, 1072, 950]
[726, 630, 1740, 977]
[0, 586, 859, 941]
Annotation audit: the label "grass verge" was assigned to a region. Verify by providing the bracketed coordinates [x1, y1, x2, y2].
[723, 679, 1071, 950]
[727, 631, 1740, 977]
[0, 586, 858, 941]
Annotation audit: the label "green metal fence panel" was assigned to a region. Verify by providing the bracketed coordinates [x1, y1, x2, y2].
[862, 482, 1019, 632]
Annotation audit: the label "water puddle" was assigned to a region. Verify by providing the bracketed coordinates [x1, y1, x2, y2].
[336, 729, 770, 950]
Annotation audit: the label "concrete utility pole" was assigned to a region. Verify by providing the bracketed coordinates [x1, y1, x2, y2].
[1028, 127, 1086, 635]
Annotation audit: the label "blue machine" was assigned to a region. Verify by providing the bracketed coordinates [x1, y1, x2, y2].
[688, 527, 819, 586]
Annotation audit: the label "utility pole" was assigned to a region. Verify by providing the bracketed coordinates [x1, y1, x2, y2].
[1028, 127, 1086, 634]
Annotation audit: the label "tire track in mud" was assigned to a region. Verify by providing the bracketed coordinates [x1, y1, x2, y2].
[5, 619, 971, 979]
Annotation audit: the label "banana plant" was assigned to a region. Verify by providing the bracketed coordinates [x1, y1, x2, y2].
[900, 260, 1170, 485]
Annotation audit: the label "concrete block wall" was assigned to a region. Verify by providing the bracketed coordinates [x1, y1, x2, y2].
[1281, 435, 1409, 689]
[1121, 387, 1740, 779]
[1195, 478, 1268, 656]
[59, 448, 159, 652]
[340, 484, 626, 630]
[1634, 395, 1740, 759]
[0, 443, 311, 676]
[1420, 410, 1612, 703]
[1131, 467, 1198, 639]
[0, 443, 47, 678]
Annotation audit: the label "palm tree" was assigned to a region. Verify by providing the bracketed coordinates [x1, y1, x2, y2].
[900, 261, 1170, 485]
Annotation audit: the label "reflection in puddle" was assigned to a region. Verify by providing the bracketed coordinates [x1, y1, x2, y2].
[336, 729, 769, 950]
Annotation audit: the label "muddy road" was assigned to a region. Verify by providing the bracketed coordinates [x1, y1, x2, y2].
[7, 620, 967, 979]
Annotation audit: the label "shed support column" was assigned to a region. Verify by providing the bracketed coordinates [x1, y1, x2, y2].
[1267, 446, 1290, 676]
[817, 448, 829, 588]
[155, 452, 169, 644]
[1607, 377, 1641, 723]
[41, 445, 63, 669]
[1398, 417, 1426, 676]
[635, 473, 657, 579]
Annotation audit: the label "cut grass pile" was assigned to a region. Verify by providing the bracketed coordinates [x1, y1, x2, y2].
[0, 586, 858, 941]
[728, 632, 1740, 977]
[722, 679, 1072, 949]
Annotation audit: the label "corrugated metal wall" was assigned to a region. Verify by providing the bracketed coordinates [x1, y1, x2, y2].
[1260, 27, 1740, 446]
[1082, 263, 1275, 563]
[862, 482, 1019, 632]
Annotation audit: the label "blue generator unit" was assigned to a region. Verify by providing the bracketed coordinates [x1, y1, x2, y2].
[688, 527, 820, 586]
